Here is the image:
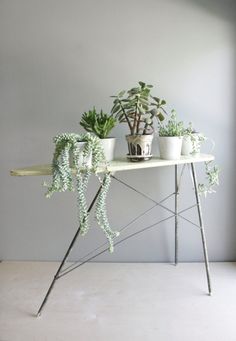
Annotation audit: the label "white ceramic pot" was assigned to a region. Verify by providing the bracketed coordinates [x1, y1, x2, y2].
[159, 136, 183, 160]
[181, 133, 202, 156]
[70, 142, 92, 168]
[100, 137, 116, 162]
[181, 135, 194, 156]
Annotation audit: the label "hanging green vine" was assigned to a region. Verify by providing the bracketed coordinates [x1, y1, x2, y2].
[183, 124, 219, 196]
[95, 173, 120, 252]
[44, 132, 119, 251]
[198, 161, 220, 197]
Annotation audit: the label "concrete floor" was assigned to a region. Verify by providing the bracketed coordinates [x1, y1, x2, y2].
[0, 262, 236, 341]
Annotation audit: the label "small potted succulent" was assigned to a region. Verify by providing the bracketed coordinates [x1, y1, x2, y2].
[111, 81, 166, 161]
[80, 107, 117, 161]
[158, 110, 184, 160]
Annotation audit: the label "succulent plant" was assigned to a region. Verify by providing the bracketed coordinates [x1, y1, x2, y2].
[80, 107, 116, 139]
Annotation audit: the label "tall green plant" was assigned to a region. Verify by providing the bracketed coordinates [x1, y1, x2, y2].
[44, 133, 119, 252]
[111, 81, 166, 135]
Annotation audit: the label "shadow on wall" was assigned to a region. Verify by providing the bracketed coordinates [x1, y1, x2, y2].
[185, 0, 236, 24]
[186, 0, 236, 259]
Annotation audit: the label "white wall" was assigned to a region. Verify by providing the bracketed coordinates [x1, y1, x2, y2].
[1, 0, 236, 261]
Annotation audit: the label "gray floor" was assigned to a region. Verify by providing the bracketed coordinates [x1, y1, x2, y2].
[0, 262, 236, 341]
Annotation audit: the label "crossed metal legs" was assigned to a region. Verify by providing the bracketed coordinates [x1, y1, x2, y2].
[37, 162, 212, 317]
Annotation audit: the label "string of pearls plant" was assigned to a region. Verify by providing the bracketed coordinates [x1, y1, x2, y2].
[44, 132, 119, 252]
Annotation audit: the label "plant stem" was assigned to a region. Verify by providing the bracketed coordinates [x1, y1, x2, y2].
[118, 99, 132, 133]
[133, 97, 139, 135]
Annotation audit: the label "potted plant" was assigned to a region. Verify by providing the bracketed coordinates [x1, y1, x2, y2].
[181, 124, 220, 196]
[111, 81, 166, 161]
[182, 123, 206, 156]
[158, 110, 184, 160]
[44, 132, 119, 252]
[80, 107, 117, 161]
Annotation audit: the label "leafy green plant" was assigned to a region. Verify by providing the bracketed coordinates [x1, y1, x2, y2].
[80, 107, 116, 139]
[44, 132, 119, 252]
[111, 81, 166, 135]
[158, 111, 184, 137]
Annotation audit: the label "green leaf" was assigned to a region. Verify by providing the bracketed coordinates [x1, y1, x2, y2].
[139, 103, 149, 111]
[157, 112, 165, 121]
[152, 97, 160, 103]
[138, 81, 146, 87]
[138, 106, 145, 114]
[139, 98, 149, 106]
[118, 90, 126, 97]
[128, 87, 140, 94]
[111, 104, 121, 114]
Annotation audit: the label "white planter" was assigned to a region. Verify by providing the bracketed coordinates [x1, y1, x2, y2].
[159, 136, 183, 160]
[181, 136, 194, 156]
[100, 137, 116, 162]
[181, 133, 201, 156]
[70, 142, 92, 168]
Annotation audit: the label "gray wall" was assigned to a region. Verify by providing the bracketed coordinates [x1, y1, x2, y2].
[1, 0, 236, 262]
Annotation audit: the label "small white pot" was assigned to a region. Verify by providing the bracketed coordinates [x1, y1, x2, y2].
[159, 136, 183, 160]
[99, 137, 116, 162]
[181, 136, 194, 156]
[70, 142, 92, 168]
[181, 133, 201, 156]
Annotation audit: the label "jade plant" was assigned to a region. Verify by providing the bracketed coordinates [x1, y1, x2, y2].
[111, 81, 166, 135]
[80, 107, 117, 139]
[44, 132, 119, 252]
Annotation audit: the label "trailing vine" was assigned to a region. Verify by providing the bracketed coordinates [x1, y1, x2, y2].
[198, 161, 220, 197]
[95, 173, 120, 252]
[44, 132, 119, 251]
[183, 124, 219, 196]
